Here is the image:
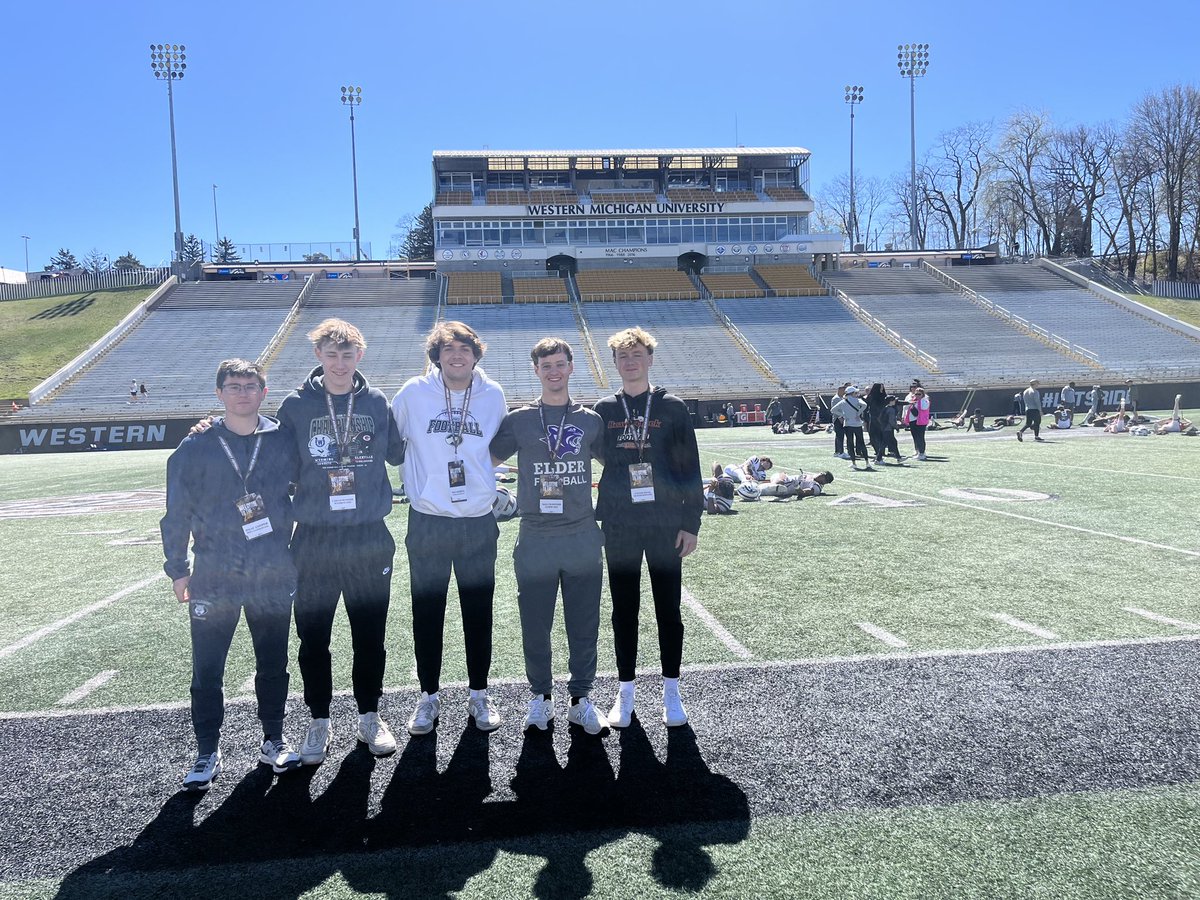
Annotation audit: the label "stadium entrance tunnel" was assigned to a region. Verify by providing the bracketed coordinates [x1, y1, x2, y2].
[546, 254, 576, 276]
[677, 251, 707, 274]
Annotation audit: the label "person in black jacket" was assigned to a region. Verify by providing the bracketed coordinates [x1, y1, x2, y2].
[594, 327, 703, 729]
[160, 359, 302, 791]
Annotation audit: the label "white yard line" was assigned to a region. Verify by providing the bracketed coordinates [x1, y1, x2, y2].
[7, 630, 1200, 720]
[56, 670, 117, 705]
[856, 622, 908, 648]
[681, 587, 753, 659]
[949, 455, 1200, 483]
[988, 613, 1060, 640]
[1123, 606, 1200, 631]
[863, 484, 1200, 558]
[0, 573, 166, 661]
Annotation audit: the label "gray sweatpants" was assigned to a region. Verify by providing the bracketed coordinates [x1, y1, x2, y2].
[513, 526, 604, 698]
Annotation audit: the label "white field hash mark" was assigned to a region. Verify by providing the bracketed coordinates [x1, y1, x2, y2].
[856, 622, 909, 648]
[57, 670, 117, 705]
[989, 613, 1060, 640]
[681, 587, 753, 659]
[0, 572, 166, 661]
[1123, 606, 1200, 631]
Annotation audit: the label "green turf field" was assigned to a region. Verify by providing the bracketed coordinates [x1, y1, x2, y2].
[0, 286, 155, 398]
[0, 423, 1197, 898]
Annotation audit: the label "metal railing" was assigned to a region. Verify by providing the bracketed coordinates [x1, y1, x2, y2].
[0, 267, 169, 302]
[576, 291, 701, 302]
[257, 275, 317, 370]
[819, 276, 940, 373]
[701, 295, 784, 387]
[569, 289, 609, 392]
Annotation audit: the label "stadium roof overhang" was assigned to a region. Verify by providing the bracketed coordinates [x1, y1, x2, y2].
[433, 147, 810, 158]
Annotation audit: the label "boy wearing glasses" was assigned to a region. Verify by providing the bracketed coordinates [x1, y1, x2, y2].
[161, 359, 302, 791]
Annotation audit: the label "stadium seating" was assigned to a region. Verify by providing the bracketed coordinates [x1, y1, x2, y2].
[435, 191, 474, 205]
[764, 187, 811, 202]
[485, 190, 529, 205]
[511, 276, 570, 303]
[446, 272, 504, 304]
[948, 266, 1200, 376]
[700, 272, 764, 299]
[718, 296, 927, 389]
[576, 268, 699, 301]
[824, 269, 1093, 383]
[578, 300, 776, 395]
[588, 191, 658, 204]
[756, 265, 825, 296]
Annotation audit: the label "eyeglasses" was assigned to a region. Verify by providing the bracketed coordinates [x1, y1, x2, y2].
[221, 383, 263, 395]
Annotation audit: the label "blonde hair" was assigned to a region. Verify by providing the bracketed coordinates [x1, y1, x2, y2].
[607, 326, 657, 357]
[307, 318, 366, 351]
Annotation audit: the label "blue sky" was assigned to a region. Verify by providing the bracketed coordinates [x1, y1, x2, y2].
[2, 0, 1197, 271]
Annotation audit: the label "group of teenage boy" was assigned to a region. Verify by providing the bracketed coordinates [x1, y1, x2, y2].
[160, 318, 702, 791]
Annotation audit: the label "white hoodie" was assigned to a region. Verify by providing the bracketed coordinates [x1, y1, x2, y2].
[391, 367, 507, 517]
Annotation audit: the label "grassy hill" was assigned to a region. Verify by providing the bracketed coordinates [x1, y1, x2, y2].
[0, 286, 155, 399]
[1126, 293, 1200, 329]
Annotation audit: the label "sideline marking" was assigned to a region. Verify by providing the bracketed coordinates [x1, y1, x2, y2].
[856, 622, 908, 648]
[56, 670, 117, 705]
[863, 484, 1200, 559]
[1123, 606, 1200, 631]
[941, 487, 1053, 503]
[989, 613, 1060, 640]
[7, 631, 1200, 720]
[0, 573, 166, 661]
[681, 587, 753, 659]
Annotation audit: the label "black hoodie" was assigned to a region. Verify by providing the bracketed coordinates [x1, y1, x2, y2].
[593, 386, 703, 536]
[276, 366, 403, 526]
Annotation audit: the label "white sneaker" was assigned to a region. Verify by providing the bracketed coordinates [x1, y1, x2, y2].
[182, 750, 221, 791]
[299, 718, 331, 766]
[466, 690, 501, 731]
[522, 695, 555, 732]
[662, 687, 689, 727]
[407, 692, 441, 736]
[917, 453, 928, 461]
[837, 452, 852, 460]
[567, 697, 610, 735]
[259, 737, 301, 773]
[608, 685, 635, 728]
[356, 712, 397, 756]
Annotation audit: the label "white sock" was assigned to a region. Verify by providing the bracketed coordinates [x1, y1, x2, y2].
[618, 680, 635, 696]
[425, 691, 439, 702]
[469, 687, 487, 700]
[663, 676, 681, 695]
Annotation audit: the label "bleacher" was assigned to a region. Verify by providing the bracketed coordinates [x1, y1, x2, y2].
[446, 272, 504, 304]
[825, 269, 1092, 383]
[756, 265, 825, 296]
[700, 272, 764, 299]
[435, 191, 473, 206]
[576, 268, 699, 301]
[442, 303, 605, 400]
[764, 187, 811, 202]
[948, 266, 1200, 377]
[666, 189, 757, 203]
[718, 296, 927, 389]
[578, 301, 775, 395]
[37, 282, 300, 417]
[589, 191, 657, 204]
[512, 276, 570, 303]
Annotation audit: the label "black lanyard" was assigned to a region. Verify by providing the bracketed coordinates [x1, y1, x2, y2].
[216, 433, 262, 495]
[442, 374, 473, 456]
[618, 388, 654, 462]
[324, 390, 356, 464]
[538, 398, 571, 459]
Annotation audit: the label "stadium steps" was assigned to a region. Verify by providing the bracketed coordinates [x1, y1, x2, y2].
[700, 294, 784, 389]
[819, 273, 942, 376]
[922, 262, 1106, 372]
[569, 292, 610, 393]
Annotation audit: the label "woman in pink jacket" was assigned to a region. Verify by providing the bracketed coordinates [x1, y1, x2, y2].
[904, 387, 931, 460]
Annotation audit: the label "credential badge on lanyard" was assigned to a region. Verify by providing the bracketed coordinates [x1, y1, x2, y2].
[538, 399, 570, 514]
[325, 391, 357, 510]
[620, 390, 655, 503]
[445, 376, 473, 502]
[217, 432, 272, 539]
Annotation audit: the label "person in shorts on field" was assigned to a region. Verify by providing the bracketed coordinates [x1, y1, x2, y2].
[392, 321, 508, 736]
[161, 359, 302, 791]
[594, 327, 703, 728]
[490, 338, 609, 735]
[277, 319, 405, 764]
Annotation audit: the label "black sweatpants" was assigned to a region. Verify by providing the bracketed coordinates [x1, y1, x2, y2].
[406, 508, 498, 694]
[293, 520, 396, 718]
[190, 592, 292, 754]
[909, 423, 928, 456]
[867, 421, 887, 461]
[604, 523, 685, 681]
[844, 425, 869, 462]
[1018, 409, 1042, 438]
[833, 419, 845, 455]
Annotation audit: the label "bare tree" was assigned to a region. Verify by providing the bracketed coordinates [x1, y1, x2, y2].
[890, 172, 932, 250]
[922, 122, 993, 249]
[993, 110, 1059, 254]
[1047, 124, 1109, 257]
[814, 174, 852, 246]
[1095, 123, 1152, 278]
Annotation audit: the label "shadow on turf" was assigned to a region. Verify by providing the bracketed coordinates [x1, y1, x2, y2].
[54, 721, 749, 899]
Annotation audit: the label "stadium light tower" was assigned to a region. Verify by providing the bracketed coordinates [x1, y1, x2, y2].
[844, 85, 864, 250]
[340, 85, 363, 262]
[20, 235, 30, 273]
[897, 43, 929, 251]
[150, 43, 187, 265]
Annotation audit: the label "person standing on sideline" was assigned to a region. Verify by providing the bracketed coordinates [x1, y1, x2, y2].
[903, 386, 931, 460]
[277, 319, 404, 765]
[831, 382, 851, 459]
[490, 338, 609, 735]
[1084, 384, 1103, 425]
[392, 321, 507, 736]
[1124, 379, 1140, 421]
[864, 383, 888, 463]
[161, 359, 302, 791]
[831, 385, 872, 470]
[880, 395, 905, 462]
[1060, 381, 1077, 411]
[724, 400, 736, 427]
[594, 327, 703, 728]
[765, 396, 783, 428]
[1016, 379, 1045, 442]
[130, 379, 139, 403]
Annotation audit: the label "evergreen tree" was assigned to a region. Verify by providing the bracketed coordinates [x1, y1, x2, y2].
[397, 203, 435, 261]
[303, 251, 332, 262]
[181, 234, 205, 264]
[47, 248, 79, 271]
[113, 251, 143, 270]
[214, 237, 241, 264]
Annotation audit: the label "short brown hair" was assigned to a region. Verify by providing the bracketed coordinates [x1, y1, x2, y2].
[530, 337, 573, 365]
[308, 318, 366, 351]
[607, 326, 656, 357]
[426, 320, 486, 366]
[215, 358, 266, 390]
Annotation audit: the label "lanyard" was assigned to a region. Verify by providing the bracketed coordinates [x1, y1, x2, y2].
[537, 398, 571, 460]
[324, 389, 356, 463]
[442, 374, 473, 456]
[216, 433, 262, 495]
[618, 388, 653, 462]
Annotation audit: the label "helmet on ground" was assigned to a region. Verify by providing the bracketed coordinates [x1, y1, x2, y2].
[736, 481, 761, 501]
